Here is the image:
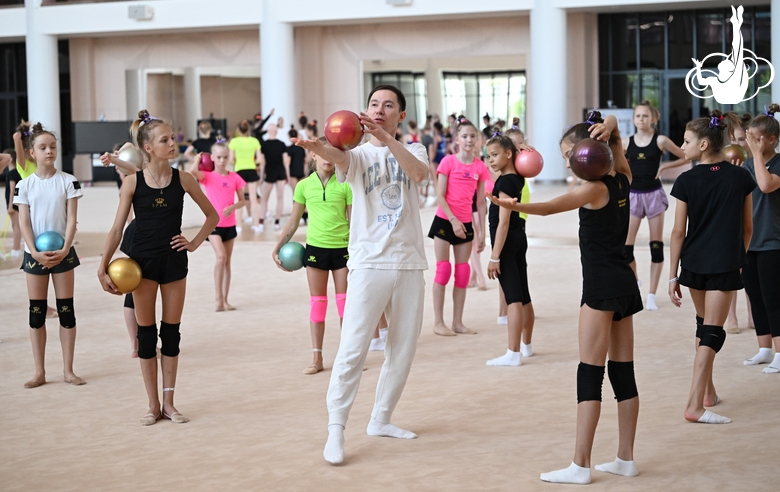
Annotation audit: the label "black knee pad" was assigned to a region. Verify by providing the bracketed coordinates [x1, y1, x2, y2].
[624, 245, 635, 263]
[650, 241, 664, 263]
[137, 324, 158, 359]
[577, 362, 605, 403]
[695, 315, 704, 338]
[56, 298, 76, 328]
[607, 360, 639, 402]
[699, 325, 726, 353]
[29, 299, 47, 329]
[159, 322, 181, 357]
[243, 192, 250, 201]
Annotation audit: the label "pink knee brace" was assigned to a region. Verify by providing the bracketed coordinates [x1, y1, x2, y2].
[434, 261, 452, 286]
[454, 262, 471, 289]
[310, 296, 328, 323]
[336, 293, 347, 319]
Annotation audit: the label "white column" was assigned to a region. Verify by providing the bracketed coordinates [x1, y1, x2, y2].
[530, 2, 567, 181]
[183, 67, 202, 140]
[125, 69, 147, 121]
[260, 2, 294, 136]
[25, 0, 62, 170]
[772, 0, 780, 104]
[425, 64, 443, 120]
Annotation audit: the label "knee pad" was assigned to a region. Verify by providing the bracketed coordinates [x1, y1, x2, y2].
[454, 263, 471, 289]
[577, 362, 605, 403]
[624, 245, 635, 263]
[607, 360, 639, 402]
[335, 293, 346, 319]
[695, 315, 704, 338]
[159, 322, 181, 357]
[650, 241, 664, 263]
[55, 298, 76, 329]
[137, 324, 158, 359]
[243, 192, 250, 201]
[699, 324, 726, 353]
[29, 299, 47, 329]
[310, 296, 328, 323]
[434, 261, 452, 286]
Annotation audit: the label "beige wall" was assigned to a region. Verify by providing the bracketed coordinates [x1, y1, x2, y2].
[201, 76, 262, 136]
[145, 73, 186, 132]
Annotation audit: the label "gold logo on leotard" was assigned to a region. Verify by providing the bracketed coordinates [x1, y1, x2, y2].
[153, 197, 167, 208]
[637, 153, 646, 160]
[618, 198, 627, 207]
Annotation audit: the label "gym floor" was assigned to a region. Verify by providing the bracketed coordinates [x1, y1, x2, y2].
[0, 183, 773, 490]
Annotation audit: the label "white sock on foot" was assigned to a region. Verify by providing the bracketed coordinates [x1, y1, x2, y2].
[646, 293, 658, 311]
[368, 337, 385, 352]
[379, 327, 388, 341]
[366, 418, 417, 439]
[697, 410, 731, 424]
[761, 352, 780, 373]
[745, 347, 774, 365]
[323, 424, 345, 464]
[540, 462, 592, 484]
[486, 349, 522, 366]
[595, 457, 638, 477]
[497, 316, 507, 325]
[521, 342, 534, 357]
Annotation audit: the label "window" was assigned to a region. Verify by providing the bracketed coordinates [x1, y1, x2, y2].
[370, 72, 427, 129]
[442, 71, 526, 132]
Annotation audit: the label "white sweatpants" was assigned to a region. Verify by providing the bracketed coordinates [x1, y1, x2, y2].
[326, 269, 425, 427]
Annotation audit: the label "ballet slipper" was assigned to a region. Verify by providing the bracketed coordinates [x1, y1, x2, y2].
[140, 409, 161, 426]
[162, 410, 189, 423]
[303, 363, 323, 375]
[433, 323, 457, 337]
[24, 378, 46, 389]
[225, 303, 236, 311]
[64, 376, 86, 386]
[452, 324, 477, 335]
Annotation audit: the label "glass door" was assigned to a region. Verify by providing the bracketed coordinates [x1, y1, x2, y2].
[661, 72, 695, 147]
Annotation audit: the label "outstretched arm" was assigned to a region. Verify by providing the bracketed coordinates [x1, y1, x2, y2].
[292, 138, 349, 175]
[488, 179, 607, 216]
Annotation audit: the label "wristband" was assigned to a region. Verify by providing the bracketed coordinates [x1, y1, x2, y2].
[489, 258, 500, 263]
[669, 277, 679, 284]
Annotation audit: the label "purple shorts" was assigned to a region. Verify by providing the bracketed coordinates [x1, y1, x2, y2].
[629, 188, 668, 219]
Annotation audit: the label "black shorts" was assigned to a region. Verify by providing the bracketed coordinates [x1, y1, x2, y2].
[263, 165, 288, 183]
[208, 226, 237, 242]
[289, 162, 306, 179]
[21, 247, 80, 275]
[304, 244, 349, 271]
[582, 294, 644, 321]
[680, 268, 743, 291]
[124, 293, 134, 309]
[428, 215, 474, 245]
[237, 169, 260, 183]
[490, 229, 531, 306]
[132, 250, 188, 285]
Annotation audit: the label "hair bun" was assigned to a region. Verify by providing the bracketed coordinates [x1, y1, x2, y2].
[767, 103, 780, 116]
[709, 109, 724, 119]
[137, 109, 149, 121]
[31, 122, 45, 134]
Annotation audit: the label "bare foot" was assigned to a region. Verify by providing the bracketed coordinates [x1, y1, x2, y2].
[703, 394, 720, 407]
[433, 322, 456, 337]
[225, 303, 236, 311]
[683, 408, 705, 422]
[452, 324, 477, 335]
[24, 376, 46, 388]
[476, 276, 487, 290]
[216, 302, 225, 312]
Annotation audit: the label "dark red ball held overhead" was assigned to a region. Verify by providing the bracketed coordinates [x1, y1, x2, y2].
[568, 139, 614, 181]
[324, 110, 363, 151]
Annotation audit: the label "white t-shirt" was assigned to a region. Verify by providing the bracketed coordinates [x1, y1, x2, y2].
[337, 142, 429, 270]
[13, 171, 82, 253]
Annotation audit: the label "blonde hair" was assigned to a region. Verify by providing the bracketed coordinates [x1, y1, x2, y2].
[130, 109, 168, 160]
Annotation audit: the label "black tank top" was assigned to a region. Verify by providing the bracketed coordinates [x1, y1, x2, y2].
[131, 169, 185, 258]
[579, 173, 639, 302]
[626, 133, 664, 192]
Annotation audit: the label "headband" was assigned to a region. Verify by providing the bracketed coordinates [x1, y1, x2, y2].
[764, 105, 775, 118]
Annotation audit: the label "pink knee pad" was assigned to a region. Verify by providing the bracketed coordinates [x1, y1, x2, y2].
[336, 293, 347, 319]
[434, 261, 452, 286]
[310, 296, 328, 323]
[454, 262, 471, 289]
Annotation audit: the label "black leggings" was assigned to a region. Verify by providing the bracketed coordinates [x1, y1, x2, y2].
[490, 229, 531, 306]
[742, 249, 780, 338]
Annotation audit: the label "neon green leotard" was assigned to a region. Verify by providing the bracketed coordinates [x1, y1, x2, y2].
[293, 173, 352, 249]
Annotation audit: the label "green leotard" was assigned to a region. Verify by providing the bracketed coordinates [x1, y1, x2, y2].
[293, 173, 352, 249]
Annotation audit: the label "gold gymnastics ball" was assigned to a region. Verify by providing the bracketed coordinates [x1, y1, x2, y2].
[107, 257, 143, 294]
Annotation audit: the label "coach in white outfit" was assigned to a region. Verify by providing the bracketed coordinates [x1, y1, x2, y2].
[293, 84, 429, 465]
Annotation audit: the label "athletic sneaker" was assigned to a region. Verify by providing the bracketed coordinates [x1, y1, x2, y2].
[243, 216, 252, 224]
[252, 224, 264, 233]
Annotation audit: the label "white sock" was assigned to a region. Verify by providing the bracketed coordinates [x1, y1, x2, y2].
[368, 337, 385, 352]
[521, 342, 534, 357]
[646, 293, 658, 311]
[697, 410, 731, 424]
[366, 418, 417, 439]
[323, 424, 345, 464]
[761, 353, 780, 374]
[744, 347, 774, 365]
[379, 327, 388, 341]
[486, 349, 522, 366]
[497, 316, 507, 325]
[540, 462, 592, 484]
[595, 457, 638, 477]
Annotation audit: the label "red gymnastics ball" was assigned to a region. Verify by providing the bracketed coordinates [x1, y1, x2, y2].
[569, 139, 614, 181]
[198, 153, 214, 172]
[324, 110, 363, 151]
[514, 148, 544, 178]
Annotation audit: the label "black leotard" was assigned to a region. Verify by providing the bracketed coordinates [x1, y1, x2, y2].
[131, 169, 185, 258]
[579, 172, 639, 302]
[626, 133, 664, 192]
